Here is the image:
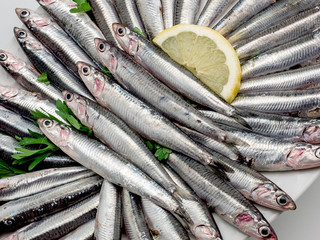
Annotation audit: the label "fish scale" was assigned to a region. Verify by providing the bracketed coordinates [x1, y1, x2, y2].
[162, 0, 175, 28]
[175, 0, 200, 25]
[61, 219, 95, 240]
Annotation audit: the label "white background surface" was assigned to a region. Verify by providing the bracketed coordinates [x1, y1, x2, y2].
[0, 1, 319, 240]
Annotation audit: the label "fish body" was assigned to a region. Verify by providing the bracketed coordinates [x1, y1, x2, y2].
[60, 219, 95, 240]
[162, 0, 175, 28]
[175, 0, 201, 25]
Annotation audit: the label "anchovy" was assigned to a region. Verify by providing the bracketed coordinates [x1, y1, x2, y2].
[38, 119, 181, 214]
[232, 89, 320, 118]
[95, 39, 230, 143]
[0, 50, 63, 102]
[77, 61, 217, 166]
[94, 180, 121, 240]
[241, 30, 320, 79]
[0, 105, 41, 138]
[113, 0, 146, 36]
[141, 198, 189, 240]
[228, 0, 320, 45]
[63, 91, 176, 193]
[197, 0, 238, 28]
[240, 64, 320, 93]
[175, 0, 200, 25]
[36, 0, 105, 68]
[0, 166, 94, 202]
[0, 176, 101, 233]
[161, 0, 175, 28]
[4, 193, 99, 240]
[14, 27, 95, 101]
[163, 164, 222, 240]
[214, 0, 276, 36]
[195, 0, 210, 23]
[112, 24, 250, 129]
[122, 189, 153, 240]
[60, 219, 95, 240]
[136, 0, 164, 39]
[237, 10, 320, 59]
[201, 109, 320, 144]
[88, 0, 122, 48]
[166, 152, 277, 239]
[16, 8, 96, 77]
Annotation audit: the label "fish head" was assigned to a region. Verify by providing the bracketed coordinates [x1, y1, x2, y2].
[37, 0, 57, 6]
[287, 144, 320, 169]
[193, 225, 222, 240]
[234, 211, 277, 239]
[14, 27, 43, 52]
[94, 38, 118, 74]
[0, 85, 19, 101]
[112, 23, 140, 56]
[302, 124, 320, 144]
[0, 50, 26, 75]
[15, 8, 51, 29]
[251, 183, 296, 211]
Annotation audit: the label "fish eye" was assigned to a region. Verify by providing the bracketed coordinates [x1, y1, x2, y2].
[117, 27, 125, 36]
[98, 43, 106, 52]
[82, 66, 90, 76]
[18, 31, 27, 38]
[65, 93, 73, 101]
[0, 53, 8, 61]
[20, 10, 30, 17]
[259, 226, 270, 237]
[44, 119, 53, 127]
[276, 195, 288, 206]
[315, 148, 320, 158]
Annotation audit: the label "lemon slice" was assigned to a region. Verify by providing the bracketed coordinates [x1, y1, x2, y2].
[153, 24, 241, 103]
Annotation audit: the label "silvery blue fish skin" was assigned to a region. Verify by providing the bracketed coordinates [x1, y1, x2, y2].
[112, 24, 250, 131]
[14, 27, 95, 101]
[0, 105, 41, 138]
[95, 38, 230, 143]
[16, 8, 96, 77]
[201, 110, 320, 144]
[94, 180, 122, 240]
[113, 0, 146, 36]
[0, 50, 63, 103]
[0, 166, 94, 202]
[166, 152, 277, 240]
[122, 189, 153, 240]
[161, 0, 175, 28]
[228, 0, 320, 45]
[63, 91, 177, 193]
[214, 0, 276, 36]
[241, 30, 320, 79]
[77, 61, 217, 166]
[0, 176, 101, 233]
[36, 0, 105, 68]
[37, 119, 181, 214]
[239, 64, 320, 93]
[3, 193, 99, 240]
[175, 0, 201, 25]
[136, 0, 164, 39]
[60, 219, 95, 240]
[236, 9, 320, 59]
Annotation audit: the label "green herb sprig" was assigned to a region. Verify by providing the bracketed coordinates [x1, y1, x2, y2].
[103, 67, 114, 79]
[37, 73, 50, 86]
[0, 158, 25, 179]
[145, 140, 172, 161]
[70, 0, 91, 13]
[134, 27, 146, 38]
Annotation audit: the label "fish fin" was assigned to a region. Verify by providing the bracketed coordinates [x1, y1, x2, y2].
[206, 164, 231, 182]
[224, 131, 250, 147]
[229, 113, 252, 130]
[172, 186, 195, 225]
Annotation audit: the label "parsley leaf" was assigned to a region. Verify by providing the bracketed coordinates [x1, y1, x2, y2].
[103, 67, 114, 79]
[145, 140, 172, 161]
[0, 158, 25, 179]
[70, 0, 91, 13]
[37, 73, 50, 86]
[134, 27, 146, 38]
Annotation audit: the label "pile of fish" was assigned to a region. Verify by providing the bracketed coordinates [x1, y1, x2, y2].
[0, 0, 320, 239]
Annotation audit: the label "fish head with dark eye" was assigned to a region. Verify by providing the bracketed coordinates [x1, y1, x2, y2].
[94, 38, 118, 74]
[287, 144, 320, 170]
[112, 23, 140, 56]
[251, 183, 296, 211]
[0, 50, 25, 73]
[193, 224, 222, 240]
[37, 119, 71, 148]
[14, 27, 43, 51]
[302, 124, 320, 144]
[37, 0, 57, 6]
[15, 8, 51, 29]
[235, 211, 277, 239]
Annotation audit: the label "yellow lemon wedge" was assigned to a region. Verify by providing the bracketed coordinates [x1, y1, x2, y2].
[153, 24, 241, 103]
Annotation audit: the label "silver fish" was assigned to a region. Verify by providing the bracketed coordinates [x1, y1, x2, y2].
[94, 180, 121, 240]
[201, 110, 320, 144]
[136, 0, 164, 39]
[113, 0, 146, 36]
[77, 61, 216, 166]
[175, 0, 200, 25]
[36, 0, 105, 68]
[112, 24, 251, 130]
[0, 50, 63, 103]
[197, 0, 238, 28]
[88, 0, 122, 48]
[37, 119, 181, 214]
[0, 105, 41, 138]
[0, 176, 101, 233]
[228, 0, 320, 45]
[240, 64, 320, 93]
[122, 189, 153, 240]
[0, 166, 94, 202]
[60, 219, 95, 240]
[241, 30, 320, 79]
[232, 89, 320, 118]
[141, 198, 189, 240]
[166, 152, 277, 239]
[14, 27, 95, 101]
[161, 0, 175, 28]
[16, 8, 96, 77]
[63, 91, 177, 193]
[237, 10, 320, 59]
[214, 0, 276, 36]
[195, 0, 210, 23]
[4, 193, 99, 240]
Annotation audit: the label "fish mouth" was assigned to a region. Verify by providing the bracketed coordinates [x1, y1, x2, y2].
[112, 23, 121, 34]
[76, 61, 88, 71]
[15, 8, 23, 16]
